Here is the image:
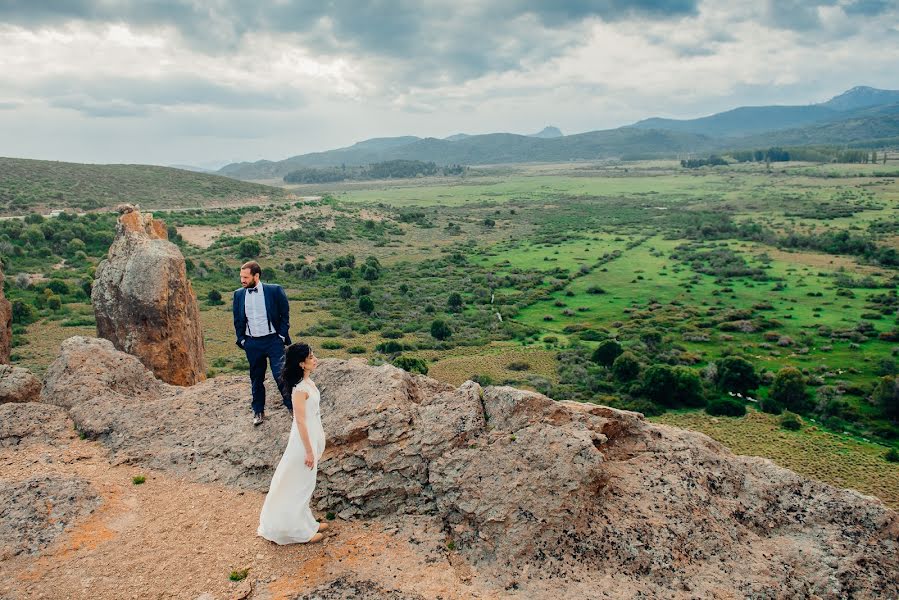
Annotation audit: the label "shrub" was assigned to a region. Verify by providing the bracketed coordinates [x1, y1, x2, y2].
[780, 411, 802, 431]
[346, 345, 366, 354]
[706, 398, 746, 417]
[320, 340, 343, 349]
[885, 448, 899, 463]
[47, 295, 62, 310]
[606, 397, 664, 417]
[46, 279, 70, 295]
[470, 374, 494, 386]
[381, 329, 404, 339]
[237, 238, 261, 258]
[507, 361, 530, 371]
[207, 289, 223, 305]
[393, 355, 429, 375]
[769, 367, 811, 413]
[336, 267, 353, 279]
[759, 396, 783, 415]
[338, 284, 352, 299]
[358, 295, 374, 314]
[716, 356, 760, 395]
[376, 340, 404, 354]
[431, 319, 452, 340]
[591, 339, 623, 367]
[132, 475, 146, 485]
[611, 351, 641, 382]
[229, 568, 249, 582]
[11, 299, 36, 324]
[448, 292, 463, 311]
[871, 376, 899, 421]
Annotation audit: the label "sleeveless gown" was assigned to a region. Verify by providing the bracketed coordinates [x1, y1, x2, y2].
[257, 379, 326, 544]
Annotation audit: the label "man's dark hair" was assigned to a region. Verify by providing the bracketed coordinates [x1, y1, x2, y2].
[241, 261, 262, 276]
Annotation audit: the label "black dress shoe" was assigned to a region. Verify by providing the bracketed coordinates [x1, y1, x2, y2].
[253, 412, 264, 426]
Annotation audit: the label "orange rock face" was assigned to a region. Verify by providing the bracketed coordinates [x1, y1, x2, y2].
[91, 206, 206, 386]
[0, 263, 11, 364]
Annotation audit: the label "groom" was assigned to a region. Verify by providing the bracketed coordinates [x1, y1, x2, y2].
[233, 261, 292, 426]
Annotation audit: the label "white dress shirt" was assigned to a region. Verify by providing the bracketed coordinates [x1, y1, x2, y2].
[245, 282, 272, 337]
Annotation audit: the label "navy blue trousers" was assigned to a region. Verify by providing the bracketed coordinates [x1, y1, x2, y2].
[243, 334, 292, 414]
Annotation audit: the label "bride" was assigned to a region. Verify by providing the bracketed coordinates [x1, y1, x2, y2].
[257, 343, 328, 544]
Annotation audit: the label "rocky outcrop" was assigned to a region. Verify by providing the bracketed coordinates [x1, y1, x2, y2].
[91, 204, 205, 386]
[0, 402, 72, 447]
[0, 262, 11, 364]
[40, 336, 899, 597]
[0, 364, 41, 404]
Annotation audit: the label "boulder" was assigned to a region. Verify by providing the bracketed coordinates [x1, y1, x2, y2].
[0, 262, 10, 364]
[92, 205, 205, 386]
[0, 364, 42, 404]
[41, 337, 899, 597]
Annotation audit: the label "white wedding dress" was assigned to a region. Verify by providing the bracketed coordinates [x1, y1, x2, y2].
[257, 378, 326, 544]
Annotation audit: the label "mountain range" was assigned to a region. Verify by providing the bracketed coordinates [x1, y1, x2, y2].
[218, 86, 899, 180]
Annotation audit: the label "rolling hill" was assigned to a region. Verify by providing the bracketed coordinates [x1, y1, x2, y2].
[0, 157, 290, 215]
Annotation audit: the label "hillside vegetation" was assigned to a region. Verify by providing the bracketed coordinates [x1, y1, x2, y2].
[0, 157, 289, 215]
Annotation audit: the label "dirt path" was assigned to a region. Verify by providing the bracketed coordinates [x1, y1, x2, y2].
[1, 433, 500, 600]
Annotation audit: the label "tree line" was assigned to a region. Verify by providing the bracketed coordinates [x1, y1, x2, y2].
[284, 160, 467, 183]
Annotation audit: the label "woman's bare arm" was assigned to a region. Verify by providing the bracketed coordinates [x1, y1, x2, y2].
[293, 389, 315, 466]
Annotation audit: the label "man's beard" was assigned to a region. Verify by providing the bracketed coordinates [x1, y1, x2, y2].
[242, 280, 256, 289]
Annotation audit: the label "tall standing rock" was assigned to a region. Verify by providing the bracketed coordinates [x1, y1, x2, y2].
[92, 205, 206, 386]
[0, 262, 11, 364]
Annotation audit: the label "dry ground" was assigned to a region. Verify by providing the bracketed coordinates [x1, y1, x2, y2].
[0, 426, 502, 600]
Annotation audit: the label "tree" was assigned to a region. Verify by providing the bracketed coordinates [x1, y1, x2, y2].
[431, 319, 452, 340]
[715, 356, 760, 395]
[207, 289, 223, 305]
[358, 295, 374, 314]
[769, 367, 810, 413]
[338, 284, 352, 299]
[611, 351, 641, 382]
[672, 367, 705, 407]
[872, 376, 899, 421]
[336, 267, 353, 279]
[447, 292, 463, 312]
[47, 295, 62, 310]
[591, 339, 623, 367]
[238, 238, 261, 259]
[483, 218, 495, 228]
[11, 299, 36, 324]
[641, 364, 677, 406]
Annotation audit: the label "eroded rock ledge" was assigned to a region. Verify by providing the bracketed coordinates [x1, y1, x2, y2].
[33, 336, 899, 597]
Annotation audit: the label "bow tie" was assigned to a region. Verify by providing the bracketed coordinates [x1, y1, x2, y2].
[247, 287, 259, 293]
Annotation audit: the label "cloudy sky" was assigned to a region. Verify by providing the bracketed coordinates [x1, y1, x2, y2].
[1, 0, 897, 168]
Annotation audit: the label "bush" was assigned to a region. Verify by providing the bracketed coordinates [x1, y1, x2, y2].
[769, 367, 810, 412]
[592, 339, 623, 367]
[47, 294, 62, 310]
[606, 397, 664, 417]
[706, 398, 746, 417]
[46, 279, 70, 295]
[338, 284, 352, 299]
[507, 361, 530, 371]
[375, 340, 404, 354]
[358, 295, 374, 314]
[336, 267, 353, 279]
[611, 351, 641, 382]
[716, 356, 760, 395]
[381, 329, 404, 339]
[780, 411, 802, 431]
[871, 376, 899, 421]
[11, 299, 36, 324]
[238, 238, 261, 258]
[393, 355, 429, 375]
[320, 340, 343, 349]
[346, 345, 366, 354]
[759, 396, 784, 415]
[207, 289, 223, 305]
[447, 292, 463, 311]
[885, 448, 899, 463]
[431, 319, 452, 340]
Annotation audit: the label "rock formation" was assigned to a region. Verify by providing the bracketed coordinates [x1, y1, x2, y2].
[38, 335, 899, 598]
[91, 204, 206, 386]
[0, 261, 11, 364]
[0, 364, 42, 404]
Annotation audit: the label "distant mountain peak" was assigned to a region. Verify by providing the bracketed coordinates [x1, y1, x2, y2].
[821, 86, 899, 111]
[529, 126, 563, 138]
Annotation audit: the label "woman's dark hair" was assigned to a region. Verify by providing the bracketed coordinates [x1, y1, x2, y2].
[280, 343, 312, 391]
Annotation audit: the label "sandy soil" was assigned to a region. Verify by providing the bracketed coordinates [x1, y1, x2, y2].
[178, 226, 222, 249]
[0, 434, 502, 600]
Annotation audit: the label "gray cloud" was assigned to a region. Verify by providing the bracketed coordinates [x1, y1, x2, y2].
[24, 76, 305, 117]
[0, 1, 701, 85]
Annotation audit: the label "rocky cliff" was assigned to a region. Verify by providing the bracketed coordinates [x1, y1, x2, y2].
[33, 335, 899, 598]
[91, 204, 206, 386]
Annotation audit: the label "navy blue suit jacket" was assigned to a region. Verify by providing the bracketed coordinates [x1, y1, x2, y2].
[233, 283, 291, 348]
